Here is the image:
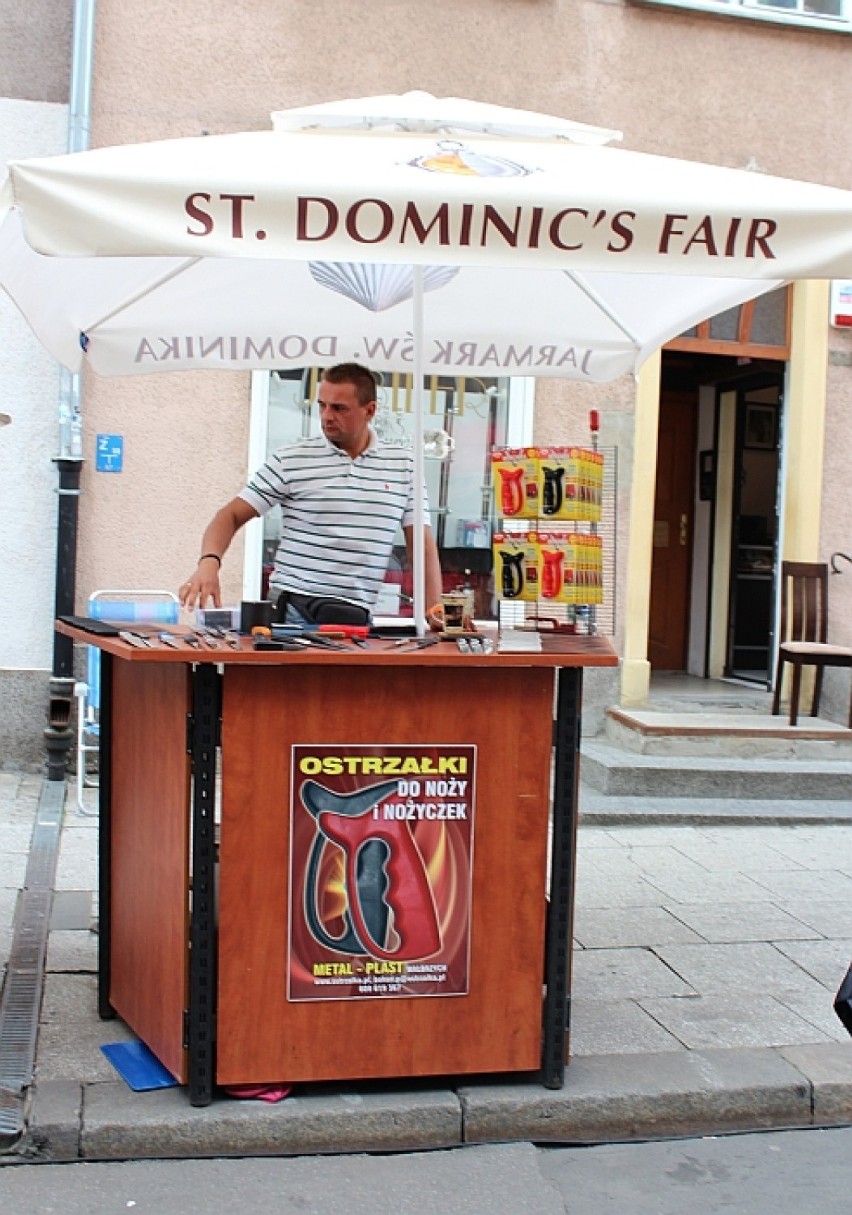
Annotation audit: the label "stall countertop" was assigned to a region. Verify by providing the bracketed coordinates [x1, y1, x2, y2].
[55, 621, 618, 669]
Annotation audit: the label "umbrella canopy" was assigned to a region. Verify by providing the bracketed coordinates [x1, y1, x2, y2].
[4, 91, 852, 380]
[269, 89, 624, 144]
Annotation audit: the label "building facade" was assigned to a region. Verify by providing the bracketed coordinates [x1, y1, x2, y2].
[3, 0, 852, 764]
[0, 1, 72, 765]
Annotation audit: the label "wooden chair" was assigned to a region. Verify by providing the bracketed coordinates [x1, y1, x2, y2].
[772, 561, 852, 726]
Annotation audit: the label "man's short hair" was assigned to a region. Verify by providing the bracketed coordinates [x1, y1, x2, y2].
[321, 363, 379, 407]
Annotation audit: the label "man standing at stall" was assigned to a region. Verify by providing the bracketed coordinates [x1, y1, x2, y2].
[179, 362, 444, 628]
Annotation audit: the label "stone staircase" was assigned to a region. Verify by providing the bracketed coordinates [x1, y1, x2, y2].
[579, 677, 852, 821]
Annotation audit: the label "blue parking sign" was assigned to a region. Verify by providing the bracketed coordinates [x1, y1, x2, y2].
[96, 434, 123, 473]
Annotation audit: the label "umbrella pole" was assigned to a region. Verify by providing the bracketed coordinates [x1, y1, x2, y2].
[412, 266, 426, 638]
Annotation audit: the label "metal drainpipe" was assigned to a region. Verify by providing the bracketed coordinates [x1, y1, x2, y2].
[44, 0, 97, 781]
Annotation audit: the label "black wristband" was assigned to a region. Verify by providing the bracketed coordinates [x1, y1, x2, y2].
[199, 553, 221, 566]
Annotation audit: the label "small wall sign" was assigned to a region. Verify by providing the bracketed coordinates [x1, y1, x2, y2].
[96, 434, 123, 472]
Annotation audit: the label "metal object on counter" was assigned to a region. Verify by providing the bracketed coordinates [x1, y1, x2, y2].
[456, 636, 493, 654]
[192, 628, 221, 648]
[390, 634, 441, 652]
[118, 630, 154, 649]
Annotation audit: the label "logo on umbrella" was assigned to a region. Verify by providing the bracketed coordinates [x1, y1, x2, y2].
[407, 139, 537, 179]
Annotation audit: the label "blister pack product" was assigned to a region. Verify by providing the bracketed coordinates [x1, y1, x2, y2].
[491, 448, 540, 519]
[492, 531, 540, 602]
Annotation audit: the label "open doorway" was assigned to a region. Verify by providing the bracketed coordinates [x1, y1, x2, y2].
[725, 377, 783, 684]
[649, 352, 785, 681]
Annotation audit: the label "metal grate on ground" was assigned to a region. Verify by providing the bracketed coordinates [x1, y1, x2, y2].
[0, 781, 65, 1151]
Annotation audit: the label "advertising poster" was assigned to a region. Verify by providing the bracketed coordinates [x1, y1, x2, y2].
[288, 743, 476, 1002]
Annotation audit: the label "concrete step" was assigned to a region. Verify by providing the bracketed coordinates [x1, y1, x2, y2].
[580, 738, 852, 801]
[578, 783, 852, 825]
[605, 708, 852, 759]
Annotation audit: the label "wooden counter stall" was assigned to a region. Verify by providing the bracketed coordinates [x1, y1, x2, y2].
[57, 621, 617, 1106]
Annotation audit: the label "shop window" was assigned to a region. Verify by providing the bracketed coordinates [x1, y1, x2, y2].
[666, 286, 791, 360]
[244, 369, 533, 614]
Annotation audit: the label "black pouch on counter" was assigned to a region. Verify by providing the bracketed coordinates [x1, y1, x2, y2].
[275, 592, 369, 627]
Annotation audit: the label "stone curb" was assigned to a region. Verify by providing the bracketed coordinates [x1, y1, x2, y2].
[581, 805, 852, 826]
[13, 1044, 852, 1163]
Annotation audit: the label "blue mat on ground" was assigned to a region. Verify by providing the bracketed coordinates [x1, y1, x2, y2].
[100, 1040, 179, 1091]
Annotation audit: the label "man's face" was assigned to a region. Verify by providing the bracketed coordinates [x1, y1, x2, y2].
[318, 379, 376, 458]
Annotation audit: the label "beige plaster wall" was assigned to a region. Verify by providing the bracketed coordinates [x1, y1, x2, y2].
[820, 336, 852, 718]
[89, 0, 852, 180]
[0, 0, 72, 103]
[77, 0, 852, 626]
[77, 369, 252, 609]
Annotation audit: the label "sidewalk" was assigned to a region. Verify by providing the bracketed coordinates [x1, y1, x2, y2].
[1, 771, 850, 1163]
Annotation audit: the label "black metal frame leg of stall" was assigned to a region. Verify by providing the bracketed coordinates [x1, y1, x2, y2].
[187, 662, 220, 1107]
[97, 651, 115, 1022]
[542, 667, 582, 1088]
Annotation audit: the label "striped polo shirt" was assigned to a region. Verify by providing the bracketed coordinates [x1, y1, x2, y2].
[239, 432, 429, 610]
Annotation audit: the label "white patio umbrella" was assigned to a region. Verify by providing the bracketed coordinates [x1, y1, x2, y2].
[3, 92, 852, 626]
[9, 91, 852, 381]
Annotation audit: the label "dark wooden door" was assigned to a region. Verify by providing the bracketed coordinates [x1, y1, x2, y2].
[648, 390, 697, 670]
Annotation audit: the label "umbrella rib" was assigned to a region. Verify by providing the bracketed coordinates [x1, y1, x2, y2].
[83, 257, 203, 335]
[562, 270, 642, 348]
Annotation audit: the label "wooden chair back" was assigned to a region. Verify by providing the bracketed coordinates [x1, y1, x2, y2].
[778, 561, 829, 647]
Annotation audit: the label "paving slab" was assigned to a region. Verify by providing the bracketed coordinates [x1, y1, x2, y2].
[656, 837, 808, 874]
[35, 1019, 136, 1085]
[779, 899, 852, 937]
[45, 928, 98, 973]
[0, 823, 37, 854]
[638, 993, 835, 1050]
[40, 973, 100, 1025]
[653, 941, 831, 997]
[49, 890, 93, 931]
[661, 901, 824, 944]
[774, 990, 851, 1044]
[643, 870, 783, 905]
[748, 869, 852, 902]
[773, 938, 852, 988]
[762, 833, 852, 871]
[608, 844, 714, 879]
[574, 876, 678, 909]
[569, 998, 686, 1056]
[572, 947, 695, 1000]
[573, 906, 704, 948]
[0, 854, 28, 887]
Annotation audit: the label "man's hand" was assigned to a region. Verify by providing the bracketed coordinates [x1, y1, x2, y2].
[179, 497, 259, 611]
[180, 555, 222, 610]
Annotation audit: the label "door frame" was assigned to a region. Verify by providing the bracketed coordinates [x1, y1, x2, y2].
[647, 388, 698, 671]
